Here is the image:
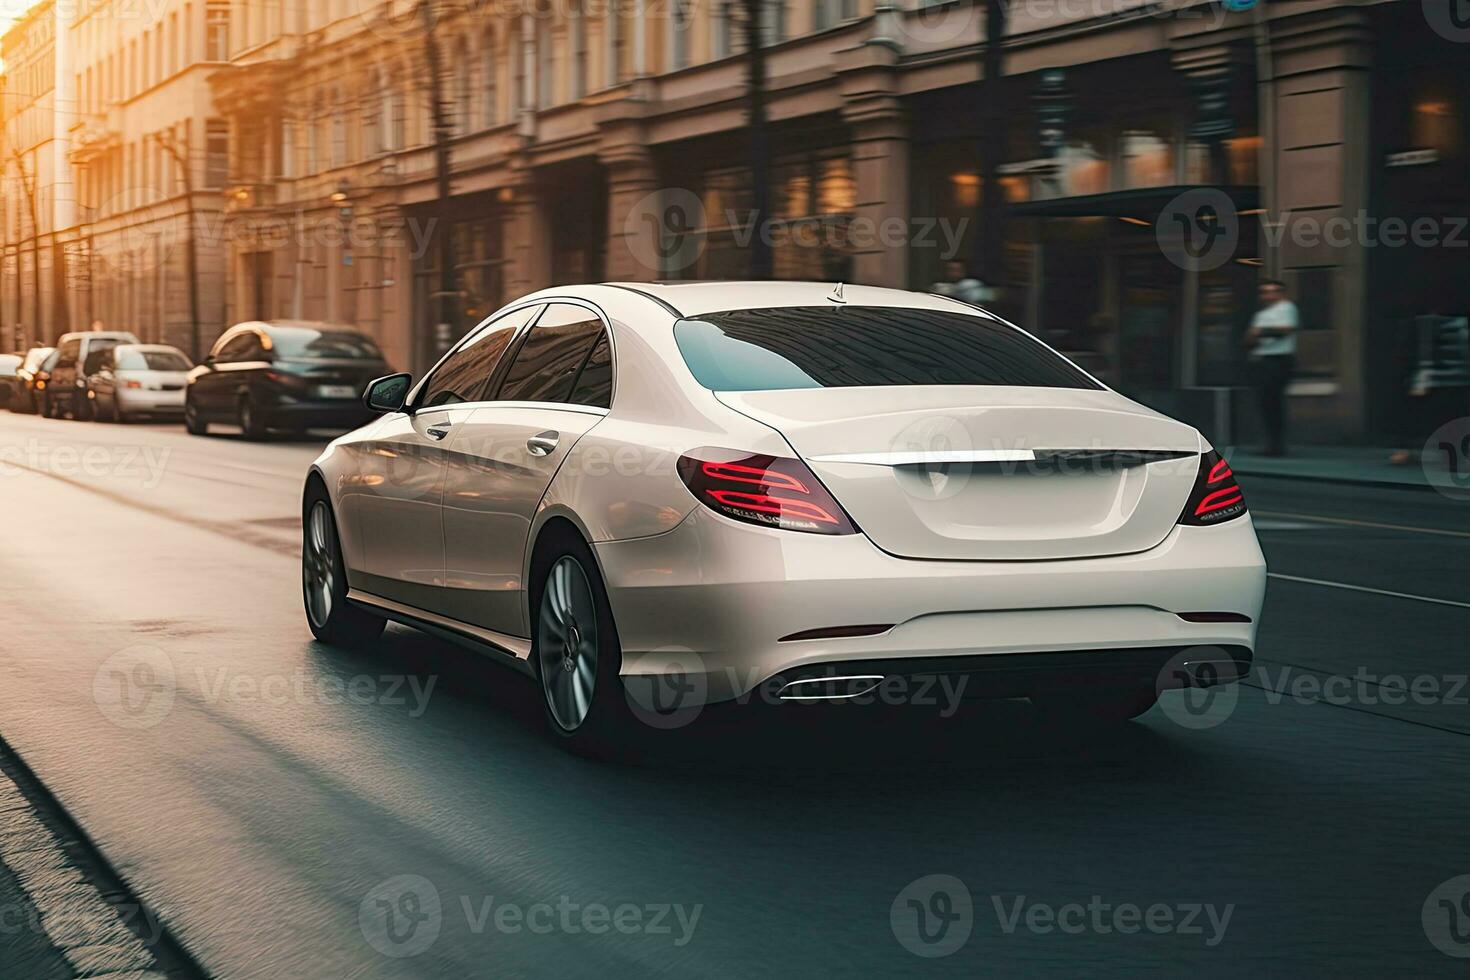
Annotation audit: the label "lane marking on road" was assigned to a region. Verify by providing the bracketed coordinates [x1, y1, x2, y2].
[1268, 572, 1470, 611]
[1253, 510, 1470, 539]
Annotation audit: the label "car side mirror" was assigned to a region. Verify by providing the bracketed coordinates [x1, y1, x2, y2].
[365, 373, 412, 413]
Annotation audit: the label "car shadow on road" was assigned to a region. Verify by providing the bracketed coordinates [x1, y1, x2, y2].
[307, 622, 1203, 790]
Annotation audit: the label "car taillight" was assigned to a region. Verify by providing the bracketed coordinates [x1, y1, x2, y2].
[1179, 450, 1247, 526]
[125, 380, 143, 389]
[677, 448, 859, 535]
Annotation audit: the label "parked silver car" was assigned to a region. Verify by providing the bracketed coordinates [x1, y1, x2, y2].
[88, 344, 194, 422]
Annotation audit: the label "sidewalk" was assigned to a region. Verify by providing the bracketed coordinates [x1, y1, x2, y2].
[1230, 445, 1466, 492]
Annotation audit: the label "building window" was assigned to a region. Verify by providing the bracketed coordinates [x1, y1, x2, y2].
[713, 1, 735, 58]
[205, 119, 228, 188]
[536, 13, 552, 108]
[482, 35, 498, 126]
[761, 0, 785, 46]
[206, 0, 230, 61]
[331, 91, 348, 166]
[570, 1, 587, 98]
[455, 44, 473, 135]
[281, 118, 295, 177]
[606, 2, 622, 86]
[670, 0, 690, 70]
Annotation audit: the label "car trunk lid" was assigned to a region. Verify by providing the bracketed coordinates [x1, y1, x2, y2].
[716, 386, 1202, 561]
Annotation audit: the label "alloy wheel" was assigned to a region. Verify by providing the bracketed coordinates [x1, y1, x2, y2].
[537, 556, 600, 732]
[303, 501, 335, 628]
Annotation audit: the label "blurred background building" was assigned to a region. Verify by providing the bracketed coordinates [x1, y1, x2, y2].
[1, 0, 1467, 443]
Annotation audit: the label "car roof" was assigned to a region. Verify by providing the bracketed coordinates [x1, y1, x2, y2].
[597, 280, 981, 319]
[115, 343, 187, 353]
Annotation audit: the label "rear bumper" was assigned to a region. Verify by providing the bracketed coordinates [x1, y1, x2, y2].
[117, 389, 185, 414]
[594, 507, 1267, 706]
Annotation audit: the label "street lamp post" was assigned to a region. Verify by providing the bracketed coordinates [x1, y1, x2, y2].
[420, 0, 459, 361]
[743, 0, 773, 280]
[12, 150, 44, 344]
[973, 0, 1009, 291]
[150, 131, 203, 362]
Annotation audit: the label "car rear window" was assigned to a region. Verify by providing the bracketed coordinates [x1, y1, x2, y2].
[673, 307, 1101, 392]
[118, 350, 192, 371]
[270, 327, 382, 360]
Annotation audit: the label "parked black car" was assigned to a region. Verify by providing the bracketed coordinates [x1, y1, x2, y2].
[14, 347, 57, 414]
[185, 321, 390, 439]
[45, 331, 141, 419]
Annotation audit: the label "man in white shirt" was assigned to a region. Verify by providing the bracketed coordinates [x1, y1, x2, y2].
[1246, 279, 1299, 456]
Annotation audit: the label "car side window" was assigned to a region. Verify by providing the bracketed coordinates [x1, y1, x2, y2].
[56, 341, 80, 368]
[567, 334, 613, 409]
[421, 305, 542, 408]
[215, 334, 255, 363]
[495, 304, 605, 404]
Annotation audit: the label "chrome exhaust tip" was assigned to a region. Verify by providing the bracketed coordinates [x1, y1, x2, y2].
[777, 675, 885, 701]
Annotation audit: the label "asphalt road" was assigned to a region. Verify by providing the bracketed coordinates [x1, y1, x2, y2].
[1, 410, 1468, 977]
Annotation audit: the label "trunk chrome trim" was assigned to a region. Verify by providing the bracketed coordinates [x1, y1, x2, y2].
[809, 450, 1038, 465]
[808, 449, 1196, 468]
[346, 588, 534, 671]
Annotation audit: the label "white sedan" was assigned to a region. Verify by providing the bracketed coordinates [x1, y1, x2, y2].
[302, 282, 1266, 751]
[90, 344, 194, 422]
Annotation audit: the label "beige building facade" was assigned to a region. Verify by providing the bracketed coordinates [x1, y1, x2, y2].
[4, 0, 1466, 441]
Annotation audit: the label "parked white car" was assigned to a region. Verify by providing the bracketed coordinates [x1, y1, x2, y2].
[302, 282, 1267, 752]
[88, 344, 194, 422]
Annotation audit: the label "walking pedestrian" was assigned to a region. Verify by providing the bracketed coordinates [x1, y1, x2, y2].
[1246, 279, 1299, 456]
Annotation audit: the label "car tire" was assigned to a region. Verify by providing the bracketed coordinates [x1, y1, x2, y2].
[530, 531, 636, 756]
[302, 487, 385, 647]
[184, 397, 207, 435]
[1031, 686, 1160, 729]
[237, 396, 267, 440]
[75, 393, 94, 422]
[41, 392, 56, 418]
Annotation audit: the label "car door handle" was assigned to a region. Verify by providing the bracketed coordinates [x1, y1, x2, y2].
[527, 432, 559, 457]
[426, 421, 453, 441]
